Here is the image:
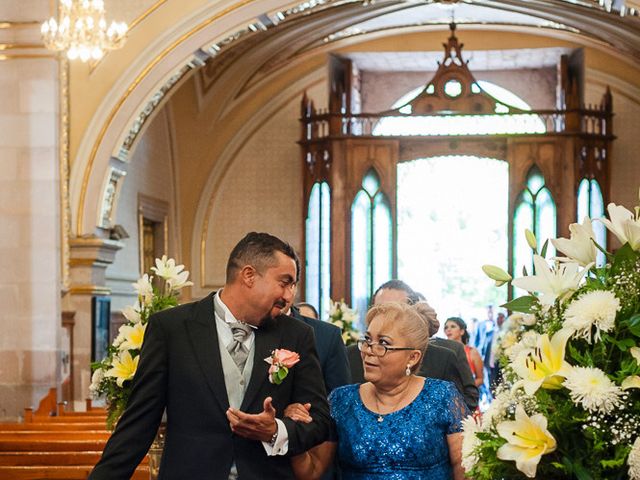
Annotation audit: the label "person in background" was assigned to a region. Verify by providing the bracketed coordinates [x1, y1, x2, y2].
[296, 302, 319, 320]
[286, 301, 468, 480]
[444, 317, 484, 388]
[346, 280, 479, 410]
[287, 288, 351, 394]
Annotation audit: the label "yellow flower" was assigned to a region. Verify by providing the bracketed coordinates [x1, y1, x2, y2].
[512, 329, 573, 395]
[497, 405, 556, 478]
[106, 351, 140, 387]
[117, 322, 147, 351]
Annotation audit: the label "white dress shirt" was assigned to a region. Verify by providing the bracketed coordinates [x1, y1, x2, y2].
[214, 291, 289, 456]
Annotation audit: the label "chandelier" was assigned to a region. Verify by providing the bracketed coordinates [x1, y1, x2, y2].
[41, 0, 128, 62]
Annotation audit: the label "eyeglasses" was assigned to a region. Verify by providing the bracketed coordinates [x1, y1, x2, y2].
[357, 338, 415, 357]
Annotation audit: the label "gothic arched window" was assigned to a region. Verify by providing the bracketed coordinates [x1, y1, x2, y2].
[577, 178, 606, 265]
[351, 169, 392, 327]
[305, 181, 331, 319]
[512, 166, 557, 285]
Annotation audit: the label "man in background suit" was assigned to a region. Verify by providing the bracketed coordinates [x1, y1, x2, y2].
[346, 280, 479, 410]
[89, 232, 330, 479]
[289, 302, 351, 394]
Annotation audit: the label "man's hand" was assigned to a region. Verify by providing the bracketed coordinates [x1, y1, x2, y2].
[284, 402, 312, 423]
[226, 397, 278, 443]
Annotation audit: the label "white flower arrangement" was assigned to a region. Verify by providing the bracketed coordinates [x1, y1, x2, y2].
[90, 256, 192, 428]
[468, 194, 640, 479]
[327, 299, 359, 346]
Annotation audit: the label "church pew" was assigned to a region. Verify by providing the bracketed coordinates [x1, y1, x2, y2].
[0, 432, 110, 441]
[0, 451, 103, 466]
[0, 423, 107, 431]
[23, 415, 107, 424]
[0, 465, 149, 479]
[0, 439, 107, 452]
[0, 452, 149, 466]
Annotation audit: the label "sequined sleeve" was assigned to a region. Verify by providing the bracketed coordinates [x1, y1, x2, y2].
[443, 381, 470, 434]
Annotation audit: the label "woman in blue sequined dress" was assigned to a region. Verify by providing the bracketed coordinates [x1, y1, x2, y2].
[287, 301, 468, 480]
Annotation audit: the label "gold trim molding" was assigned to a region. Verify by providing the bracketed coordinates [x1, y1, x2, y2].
[0, 43, 44, 50]
[60, 58, 71, 291]
[0, 53, 55, 61]
[69, 285, 112, 295]
[0, 21, 40, 29]
[128, 0, 168, 32]
[77, 0, 256, 234]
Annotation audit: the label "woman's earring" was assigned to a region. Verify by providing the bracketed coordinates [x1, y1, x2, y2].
[405, 365, 411, 376]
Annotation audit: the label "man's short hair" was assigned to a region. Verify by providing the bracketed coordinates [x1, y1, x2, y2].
[372, 279, 420, 305]
[295, 302, 319, 319]
[226, 232, 296, 283]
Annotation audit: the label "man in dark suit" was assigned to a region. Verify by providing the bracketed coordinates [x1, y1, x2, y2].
[89, 233, 330, 479]
[346, 280, 479, 410]
[289, 304, 351, 393]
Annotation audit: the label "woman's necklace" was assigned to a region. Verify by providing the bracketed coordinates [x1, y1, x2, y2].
[372, 380, 412, 423]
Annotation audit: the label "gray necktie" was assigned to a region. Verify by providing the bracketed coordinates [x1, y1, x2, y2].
[227, 322, 251, 371]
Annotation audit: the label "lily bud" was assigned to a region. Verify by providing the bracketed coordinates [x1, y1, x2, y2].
[482, 265, 512, 285]
[631, 346, 640, 365]
[525, 229, 538, 251]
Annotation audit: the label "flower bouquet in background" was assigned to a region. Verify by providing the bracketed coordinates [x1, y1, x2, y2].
[328, 299, 360, 346]
[89, 256, 193, 429]
[466, 194, 640, 479]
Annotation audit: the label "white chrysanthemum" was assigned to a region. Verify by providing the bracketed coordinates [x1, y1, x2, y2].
[483, 389, 511, 426]
[629, 436, 640, 480]
[509, 312, 537, 327]
[461, 415, 481, 472]
[507, 331, 539, 362]
[89, 368, 105, 398]
[563, 366, 623, 413]
[564, 290, 620, 343]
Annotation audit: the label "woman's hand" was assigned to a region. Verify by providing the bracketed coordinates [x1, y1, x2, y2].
[284, 402, 312, 423]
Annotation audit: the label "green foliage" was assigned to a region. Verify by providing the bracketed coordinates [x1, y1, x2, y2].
[501, 295, 537, 313]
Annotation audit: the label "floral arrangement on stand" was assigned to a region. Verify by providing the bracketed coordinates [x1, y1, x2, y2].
[327, 299, 360, 346]
[89, 256, 192, 429]
[465, 196, 640, 479]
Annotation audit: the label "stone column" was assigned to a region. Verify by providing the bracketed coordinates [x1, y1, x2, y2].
[67, 237, 123, 410]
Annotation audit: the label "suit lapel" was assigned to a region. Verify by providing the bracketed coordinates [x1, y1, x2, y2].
[240, 316, 283, 411]
[186, 292, 230, 413]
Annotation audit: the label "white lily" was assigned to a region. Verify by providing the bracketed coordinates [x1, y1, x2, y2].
[511, 255, 589, 306]
[496, 405, 557, 478]
[167, 270, 193, 291]
[600, 203, 640, 251]
[512, 329, 573, 395]
[122, 304, 141, 324]
[551, 217, 597, 267]
[151, 255, 186, 280]
[132, 274, 154, 306]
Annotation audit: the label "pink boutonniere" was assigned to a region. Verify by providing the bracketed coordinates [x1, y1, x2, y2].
[264, 349, 300, 385]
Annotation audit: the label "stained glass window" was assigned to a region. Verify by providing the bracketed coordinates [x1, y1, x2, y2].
[577, 178, 606, 265]
[351, 169, 393, 329]
[512, 166, 557, 294]
[305, 182, 331, 319]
